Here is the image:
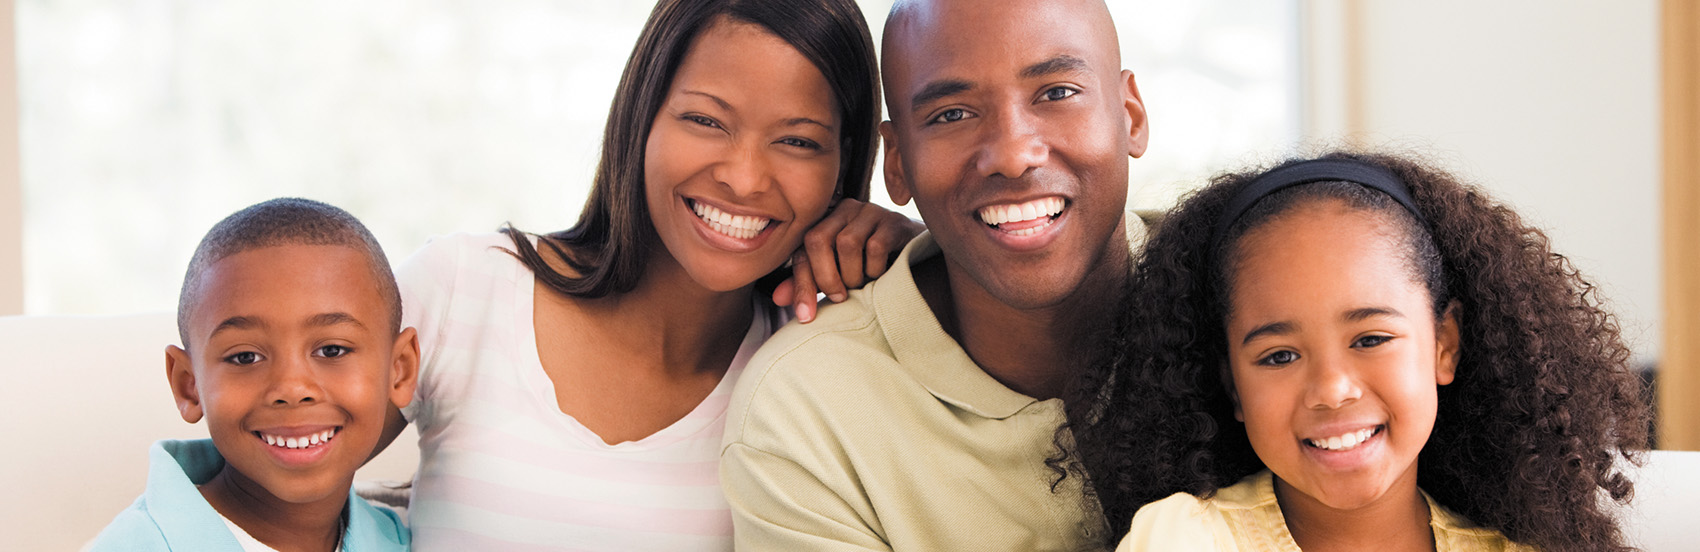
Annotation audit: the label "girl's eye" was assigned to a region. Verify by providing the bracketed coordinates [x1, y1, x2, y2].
[1257, 350, 1299, 366]
[684, 114, 721, 129]
[224, 351, 262, 366]
[315, 345, 352, 358]
[1352, 335, 1393, 349]
[1040, 86, 1079, 102]
[777, 137, 822, 150]
[927, 108, 972, 125]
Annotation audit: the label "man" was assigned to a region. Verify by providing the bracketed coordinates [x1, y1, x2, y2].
[720, 0, 1148, 549]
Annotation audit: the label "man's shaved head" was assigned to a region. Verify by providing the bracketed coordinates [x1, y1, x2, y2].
[176, 198, 401, 347]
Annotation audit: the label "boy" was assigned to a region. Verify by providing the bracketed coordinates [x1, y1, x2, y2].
[91, 198, 416, 551]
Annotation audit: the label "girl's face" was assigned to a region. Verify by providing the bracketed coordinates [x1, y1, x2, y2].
[1223, 199, 1459, 512]
[644, 18, 842, 292]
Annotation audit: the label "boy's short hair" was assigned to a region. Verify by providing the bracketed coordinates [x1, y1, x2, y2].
[176, 198, 401, 346]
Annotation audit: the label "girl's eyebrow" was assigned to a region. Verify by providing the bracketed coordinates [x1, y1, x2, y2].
[1240, 306, 1406, 344]
[1241, 321, 1294, 345]
[1343, 306, 1403, 322]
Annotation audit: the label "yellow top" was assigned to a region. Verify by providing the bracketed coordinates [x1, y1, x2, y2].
[1116, 470, 1536, 552]
[720, 232, 1119, 551]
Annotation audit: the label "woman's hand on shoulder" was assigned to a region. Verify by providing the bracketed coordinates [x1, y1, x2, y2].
[773, 198, 925, 323]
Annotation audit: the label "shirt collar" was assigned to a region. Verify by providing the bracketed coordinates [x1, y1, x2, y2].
[873, 232, 1044, 420]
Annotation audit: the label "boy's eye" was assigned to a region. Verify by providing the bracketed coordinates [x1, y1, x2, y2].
[224, 351, 262, 365]
[1257, 350, 1299, 366]
[927, 108, 972, 125]
[1040, 86, 1079, 102]
[315, 345, 352, 358]
[1352, 335, 1393, 349]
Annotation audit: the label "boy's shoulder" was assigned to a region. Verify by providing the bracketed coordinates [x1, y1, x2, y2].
[87, 440, 239, 551]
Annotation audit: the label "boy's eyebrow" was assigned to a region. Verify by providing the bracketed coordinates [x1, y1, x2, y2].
[210, 316, 263, 337]
[307, 312, 365, 329]
[1241, 321, 1295, 345]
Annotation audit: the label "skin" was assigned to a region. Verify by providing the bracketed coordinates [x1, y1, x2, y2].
[167, 244, 419, 552]
[879, 0, 1148, 399]
[1223, 200, 1460, 552]
[527, 18, 870, 445]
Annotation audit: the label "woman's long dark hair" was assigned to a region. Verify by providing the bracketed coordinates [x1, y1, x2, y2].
[1059, 151, 1651, 551]
[503, 0, 880, 297]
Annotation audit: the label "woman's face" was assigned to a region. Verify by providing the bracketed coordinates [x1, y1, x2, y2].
[1222, 199, 1459, 512]
[644, 18, 841, 292]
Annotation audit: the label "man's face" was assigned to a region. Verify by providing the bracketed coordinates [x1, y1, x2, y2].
[880, 0, 1147, 310]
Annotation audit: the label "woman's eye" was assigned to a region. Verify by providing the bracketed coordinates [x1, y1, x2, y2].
[684, 114, 721, 129]
[315, 345, 352, 358]
[1352, 335, 1393, 349]
[928, 108, 971, 125]
[1040, 86, 1079, 102]
[224, 351, 262, 365]
[1258, 350, 1299, 366]
[777, 137, 822, 150]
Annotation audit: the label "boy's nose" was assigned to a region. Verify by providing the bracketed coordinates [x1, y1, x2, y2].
[266, 356, 325, 406]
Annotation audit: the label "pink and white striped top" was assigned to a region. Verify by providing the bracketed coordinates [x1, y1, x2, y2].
[395, 232, 777, 551]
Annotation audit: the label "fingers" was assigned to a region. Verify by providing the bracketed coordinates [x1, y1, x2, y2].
[771, 277, 796, 308]
[834, 208, 881, 290]
[788, 250, 821, 323]
[803, 201, 857, 302]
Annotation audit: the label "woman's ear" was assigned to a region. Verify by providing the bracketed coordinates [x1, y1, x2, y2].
[389, 327, 422, 409]
[1434, 300, 1462, 386]
[165, 345, 203, 423]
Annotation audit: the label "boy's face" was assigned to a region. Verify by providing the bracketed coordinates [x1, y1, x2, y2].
[166, 244, 417, 506]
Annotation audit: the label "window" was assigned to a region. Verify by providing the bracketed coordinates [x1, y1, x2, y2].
[18, 0, 1298, 314]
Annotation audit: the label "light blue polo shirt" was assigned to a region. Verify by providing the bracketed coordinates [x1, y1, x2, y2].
[88, 439, 410, 551]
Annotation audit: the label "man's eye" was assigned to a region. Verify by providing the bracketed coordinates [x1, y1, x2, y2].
[225, 351, 262, 365]
[1258, 350, 1299, 366]
[315, 345, 352, 358]
[928, 108, 970, 125]
[1041, 87, 1079, 102]
[1352, 335, 1393, 349]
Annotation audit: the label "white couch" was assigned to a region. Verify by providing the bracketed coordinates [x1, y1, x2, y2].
[2, 313, 1696, 550]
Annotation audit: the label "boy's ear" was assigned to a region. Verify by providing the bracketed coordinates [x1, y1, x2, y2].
[1220, 361, 1243, 422]
[1434, 300, 1462, 386]
[388, 327, 421, 409]
[1121, 70, 1149, 159]
[165, 345, 203, 424]
[879, 121, 913, 206]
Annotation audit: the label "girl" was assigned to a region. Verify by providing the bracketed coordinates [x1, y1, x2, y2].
[1064, 152, 1649, 551]
[381, 0, 920, 549]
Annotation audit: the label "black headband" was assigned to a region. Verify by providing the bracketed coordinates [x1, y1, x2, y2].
[1211, 158, 1426, 250]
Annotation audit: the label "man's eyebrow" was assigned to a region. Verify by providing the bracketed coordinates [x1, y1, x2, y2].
[909, 79, 973, 112]
[307, 312, 365, 329]
[1343, 306, 1404, 323]
[1020, 55, 1091, 80]
[1241, 321, 1295, 346]
[210, 316, 262, 337]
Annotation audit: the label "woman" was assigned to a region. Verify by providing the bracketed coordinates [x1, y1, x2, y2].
[382, 0, 916, 549]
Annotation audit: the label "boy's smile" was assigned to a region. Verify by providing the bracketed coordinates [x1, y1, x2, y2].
[167, 244, 417, 510]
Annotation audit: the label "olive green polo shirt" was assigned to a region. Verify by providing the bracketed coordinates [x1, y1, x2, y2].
[720, 231, 1115, 552]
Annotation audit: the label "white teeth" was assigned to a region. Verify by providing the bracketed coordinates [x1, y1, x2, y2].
[1307, 427, 1378, 451]
[260, 428, 338, 449]
[691, 200, 772, 240]
[977, 197, 1065, 227]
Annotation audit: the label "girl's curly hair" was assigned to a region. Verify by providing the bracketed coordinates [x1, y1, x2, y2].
[1055, 150, 1651, 551]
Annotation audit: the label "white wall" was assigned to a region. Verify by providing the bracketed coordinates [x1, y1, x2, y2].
[1, 0, 21, 316]
[1314, 1, 1662, 362]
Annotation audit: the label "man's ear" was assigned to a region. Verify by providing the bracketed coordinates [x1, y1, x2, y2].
[879, 121, 913, 206]
[1121, 70, 1149, 159]
[1434, 300, 1462, 386]
[389, 327, 421, 408]
[1220, 362, 1243, 422]
[166, 345, 203, 424]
